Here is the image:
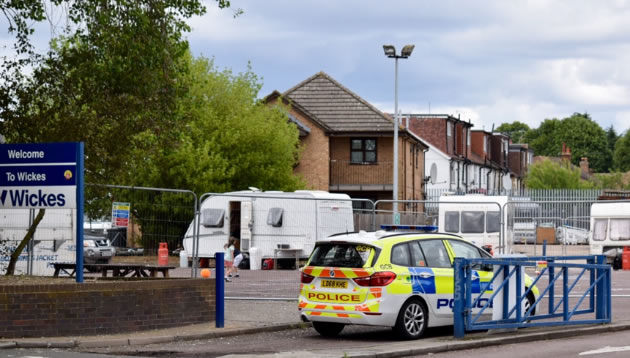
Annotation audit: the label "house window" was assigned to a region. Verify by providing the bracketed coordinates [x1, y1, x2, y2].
[351, 138, 376, 163]
[467, 129, 471, 147]
[447, 122, 453, 137]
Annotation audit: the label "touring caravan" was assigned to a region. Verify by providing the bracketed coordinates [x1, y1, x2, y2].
[182, 190, 354, 267]
[589, 202, 630, 267]
[438, 194, 512, 254]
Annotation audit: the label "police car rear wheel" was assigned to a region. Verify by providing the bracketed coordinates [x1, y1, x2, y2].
[312, 321, 345, 337]
[394, 299, 427, 339]
[525, 291, 536, 316]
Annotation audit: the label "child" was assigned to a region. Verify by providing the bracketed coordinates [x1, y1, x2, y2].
[223, 239, 234, 282]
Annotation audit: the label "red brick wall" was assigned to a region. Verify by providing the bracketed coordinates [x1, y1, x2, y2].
[409, 117, 447, 153]
[509, 151, 522, 176]
[0, 279, 215, 338]
[471, 131, 487, 159]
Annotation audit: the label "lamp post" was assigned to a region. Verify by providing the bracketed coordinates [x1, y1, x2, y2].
[383, 44, 414, 222]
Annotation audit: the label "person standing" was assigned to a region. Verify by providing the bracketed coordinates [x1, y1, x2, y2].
[229, 240, 243, 278]
[223, 239, 234, 282]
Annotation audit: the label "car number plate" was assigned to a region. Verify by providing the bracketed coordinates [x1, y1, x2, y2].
[102, 251, 112, 257]
[320, 279, 347, 289]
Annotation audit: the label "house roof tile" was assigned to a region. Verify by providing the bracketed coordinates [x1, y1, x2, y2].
[283, 72, 394, 132]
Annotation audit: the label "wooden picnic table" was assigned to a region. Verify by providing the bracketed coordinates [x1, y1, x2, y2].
[53, 262, 176, 278]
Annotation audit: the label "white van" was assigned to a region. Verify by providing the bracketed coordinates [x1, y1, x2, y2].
[182, 190, 354, 267]
[589, 202, 630, 267]
[438, 194, 511, 254]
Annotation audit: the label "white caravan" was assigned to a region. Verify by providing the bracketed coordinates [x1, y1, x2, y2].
[438, 194, 512, 254]
[589, 202, 630, 266]
[182, 190, 354, 266]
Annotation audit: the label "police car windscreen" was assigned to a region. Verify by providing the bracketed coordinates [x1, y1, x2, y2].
[309, 243, 374, 268]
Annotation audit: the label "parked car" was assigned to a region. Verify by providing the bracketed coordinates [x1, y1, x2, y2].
[299, 230, 539, 339]
[83, 234, 115, 264]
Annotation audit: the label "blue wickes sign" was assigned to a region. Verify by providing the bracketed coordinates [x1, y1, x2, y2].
[0, 143, 79, 209]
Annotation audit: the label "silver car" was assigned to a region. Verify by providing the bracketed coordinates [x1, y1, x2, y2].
[83, 235, 115, 264]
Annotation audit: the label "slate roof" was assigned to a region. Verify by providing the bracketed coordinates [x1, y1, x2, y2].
[283, 72, 394, 133]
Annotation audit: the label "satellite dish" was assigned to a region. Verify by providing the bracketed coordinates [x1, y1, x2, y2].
[430, 164, 438, 185]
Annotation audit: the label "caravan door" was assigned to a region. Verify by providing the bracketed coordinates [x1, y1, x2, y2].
[240, 201, 252, 251]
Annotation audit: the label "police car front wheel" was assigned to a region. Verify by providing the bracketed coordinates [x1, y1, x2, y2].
[312, 321, 345, 337]
[393, 299, 427, 340]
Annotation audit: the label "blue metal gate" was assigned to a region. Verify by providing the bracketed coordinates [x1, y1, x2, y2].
[453, 255, 611, 338]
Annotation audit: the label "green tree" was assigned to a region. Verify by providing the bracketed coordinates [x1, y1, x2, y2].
[526, 158, 593, 189]
[523, 113, 611, 173]
[0, 0, 236, 274]
[495, 121, 530, 144]
[613, 130, 630, 172]
[131, 56, 305, 195]
[591, 171, 629, 190]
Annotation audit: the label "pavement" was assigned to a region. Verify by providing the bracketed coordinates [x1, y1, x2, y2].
[1, 297, 630, 358]
[2, 266, 630, 357]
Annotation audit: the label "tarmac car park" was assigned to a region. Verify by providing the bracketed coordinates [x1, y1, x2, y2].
[299, 228, 539, 339]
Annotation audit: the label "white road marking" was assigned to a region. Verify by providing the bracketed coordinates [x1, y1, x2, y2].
[579, 346, 630, 355]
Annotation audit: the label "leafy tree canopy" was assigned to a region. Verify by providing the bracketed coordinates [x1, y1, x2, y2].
[613, 130, 630, 172]
[129, 55, 305, 195]
[0, 0, 210, 185]
[526, 158, 593, 189]
[495, 121, 530, 144]
[523, 113, 611, 173]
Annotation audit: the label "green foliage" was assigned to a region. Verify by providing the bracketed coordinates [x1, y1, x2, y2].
[606, 125, 619, 156]
[613, 130, 630, 172]
[591, 171, 630, 190]
[495, 121, 530, 144]
[526, 159, 594, 189]
[1, 0, 209, 187]
[131, 56, 305, 194]
[523, 113, 611, 173]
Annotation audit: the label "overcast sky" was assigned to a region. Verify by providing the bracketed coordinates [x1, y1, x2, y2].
[2, 1, 629, 135]
[189, 0, 630, 134]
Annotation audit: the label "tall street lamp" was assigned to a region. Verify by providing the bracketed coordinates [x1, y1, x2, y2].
[383, 44, 414, 222]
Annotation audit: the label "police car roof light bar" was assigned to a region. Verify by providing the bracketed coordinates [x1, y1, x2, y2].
[380, 224, 438, 232]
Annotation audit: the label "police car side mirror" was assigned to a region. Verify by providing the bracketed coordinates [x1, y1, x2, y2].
[481, 263, 493, 272]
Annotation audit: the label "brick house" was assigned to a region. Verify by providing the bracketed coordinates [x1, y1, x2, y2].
[265, 72, 429, 210]
[469, 130, 512, 193]
[509, 143, 534, 192]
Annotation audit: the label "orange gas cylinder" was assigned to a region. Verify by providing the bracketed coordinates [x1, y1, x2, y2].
[622, 247, 630, 271]
[158, 242, 169, 266]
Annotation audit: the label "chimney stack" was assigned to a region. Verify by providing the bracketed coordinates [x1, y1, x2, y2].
[561, 143, 572, 162]
[580, 157, 590, 178]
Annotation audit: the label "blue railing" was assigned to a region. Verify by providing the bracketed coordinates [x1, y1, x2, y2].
[453, 255, 611, 338]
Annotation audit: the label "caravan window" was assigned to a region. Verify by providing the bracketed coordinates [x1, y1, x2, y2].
[267, 207, 284, 227]
[461, 211, 484, 233]
[486, 212, 500, 233]
[610, 219, 630, 241]
[445, 211, 460, 233]
[592, 219, 607, 241]
[201, 208, 224, 228]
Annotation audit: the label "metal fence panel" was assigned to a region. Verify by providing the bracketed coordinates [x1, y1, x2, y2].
[0, 208, 75, 275]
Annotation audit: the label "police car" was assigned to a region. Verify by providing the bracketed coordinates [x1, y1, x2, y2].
[299, 227, 539, 339]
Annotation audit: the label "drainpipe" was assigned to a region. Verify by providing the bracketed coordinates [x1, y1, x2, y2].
[486, 168, 492, 193]
[422, 148, 429, 200]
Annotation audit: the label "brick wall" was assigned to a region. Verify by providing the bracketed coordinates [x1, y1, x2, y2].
[0, 279, 215, 338]
[290, 109, 329, 190]
[408, 117, 447, 153]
